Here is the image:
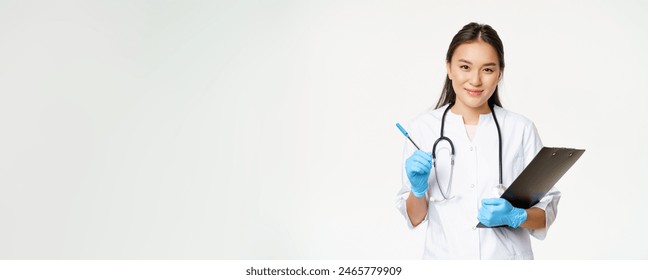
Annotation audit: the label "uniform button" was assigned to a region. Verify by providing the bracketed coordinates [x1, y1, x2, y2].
[470, 184, 475, 188]
[469, 146, 473, 151]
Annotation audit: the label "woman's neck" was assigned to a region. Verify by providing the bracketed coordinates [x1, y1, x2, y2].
[450, 102, 491, 125]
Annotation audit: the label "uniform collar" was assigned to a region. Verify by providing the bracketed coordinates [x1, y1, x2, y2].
[442, 104, 500, 126]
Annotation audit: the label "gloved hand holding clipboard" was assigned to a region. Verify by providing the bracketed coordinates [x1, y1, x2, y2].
[476, 147, 585, 228]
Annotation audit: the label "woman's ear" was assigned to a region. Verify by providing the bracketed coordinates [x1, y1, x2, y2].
[446, 61, 453, 80]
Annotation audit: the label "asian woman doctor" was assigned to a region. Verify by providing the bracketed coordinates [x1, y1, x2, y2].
[395, 22, 561, 259]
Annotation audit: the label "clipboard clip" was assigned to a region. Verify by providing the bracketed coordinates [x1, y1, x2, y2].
[552, 150, 575, 157]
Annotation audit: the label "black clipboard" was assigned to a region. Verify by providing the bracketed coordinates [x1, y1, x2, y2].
[476, 147, 585, 228]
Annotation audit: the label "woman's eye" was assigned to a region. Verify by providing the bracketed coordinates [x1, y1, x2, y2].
[484, 68, 494, 73]
[460, 65, 469, 70]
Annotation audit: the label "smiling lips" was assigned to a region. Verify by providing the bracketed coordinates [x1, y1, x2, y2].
[465, 88, 483, 96]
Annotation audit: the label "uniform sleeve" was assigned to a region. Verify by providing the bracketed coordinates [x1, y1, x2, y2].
[395, 139, 428, 229]
[524, 122, 561, 240]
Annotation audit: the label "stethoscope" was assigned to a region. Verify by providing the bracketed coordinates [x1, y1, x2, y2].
[431, 102, 504, 202]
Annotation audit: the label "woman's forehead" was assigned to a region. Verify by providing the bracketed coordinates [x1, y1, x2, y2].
[451, 41, 499, 65]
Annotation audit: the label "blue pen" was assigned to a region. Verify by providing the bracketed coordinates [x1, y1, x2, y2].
[396, 123, 421, 150]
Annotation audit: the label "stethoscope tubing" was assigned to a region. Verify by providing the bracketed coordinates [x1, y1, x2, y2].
[432, 102, 503, 200]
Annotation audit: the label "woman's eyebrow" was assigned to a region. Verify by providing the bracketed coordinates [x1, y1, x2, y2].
[457, 59, 497, 67]
[458, 59, 472, 65]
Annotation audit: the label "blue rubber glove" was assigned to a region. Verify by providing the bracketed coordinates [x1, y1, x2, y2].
[405, 150, 433, 198]
[477, 198, 528, 228]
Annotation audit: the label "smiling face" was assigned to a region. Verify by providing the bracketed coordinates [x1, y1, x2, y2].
[446, 39, 502, 114]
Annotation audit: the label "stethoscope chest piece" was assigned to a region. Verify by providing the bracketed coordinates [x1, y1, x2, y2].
[495, 184, 507, 196]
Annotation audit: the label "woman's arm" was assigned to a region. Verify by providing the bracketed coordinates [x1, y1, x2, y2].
[521, 207, 546, 229]
[406, 192, 429, 227]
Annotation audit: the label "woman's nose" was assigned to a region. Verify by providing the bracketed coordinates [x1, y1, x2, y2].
[470, 71, 482, 86]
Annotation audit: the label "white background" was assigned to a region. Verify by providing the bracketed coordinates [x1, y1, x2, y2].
[0, 0, 646, 259]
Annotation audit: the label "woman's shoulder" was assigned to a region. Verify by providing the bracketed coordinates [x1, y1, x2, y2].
[410, 104, 447, 124]
[495, 106, 535, 128]
[402, 105, 447, 136]
[496, 106, 543, 147]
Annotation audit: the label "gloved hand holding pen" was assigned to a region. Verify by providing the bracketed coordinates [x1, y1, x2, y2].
[477, 198, 528, 228]
[405, 150, 433, 198]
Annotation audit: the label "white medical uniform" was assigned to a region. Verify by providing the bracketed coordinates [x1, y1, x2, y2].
[396, 104, 561, 259]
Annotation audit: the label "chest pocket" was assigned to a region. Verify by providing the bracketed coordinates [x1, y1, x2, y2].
[496, 150, 524, 197]
[511, 152, 525, 181]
